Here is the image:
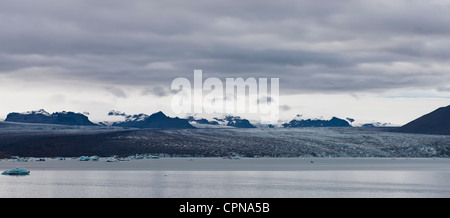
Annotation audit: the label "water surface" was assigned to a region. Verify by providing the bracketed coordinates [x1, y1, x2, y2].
[1, 158, 450, 198]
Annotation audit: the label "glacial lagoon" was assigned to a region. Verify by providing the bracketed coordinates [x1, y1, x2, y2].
[1, 158, 450, 198]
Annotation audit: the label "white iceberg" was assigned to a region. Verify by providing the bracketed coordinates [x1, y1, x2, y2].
[223, 155, 242, 160]
[2, 167, 30, 176]
[106, 157, 118, 162]
[145, 155, 160, 159]
[118, 157, 130, 161]
[90, 156, 99, 161]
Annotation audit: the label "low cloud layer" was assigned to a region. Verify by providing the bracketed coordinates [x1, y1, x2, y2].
[1, 0, 450, 96]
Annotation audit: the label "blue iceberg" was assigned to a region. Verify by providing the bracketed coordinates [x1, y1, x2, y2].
[77, 156, 90, 161]
[2, 167, 30, 176]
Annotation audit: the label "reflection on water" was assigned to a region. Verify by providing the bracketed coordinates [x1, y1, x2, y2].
[1, 171, 450, 198]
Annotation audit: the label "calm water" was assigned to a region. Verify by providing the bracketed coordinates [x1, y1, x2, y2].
[1, 170, 450, 198]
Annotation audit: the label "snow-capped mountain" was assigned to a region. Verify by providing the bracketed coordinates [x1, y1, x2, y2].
[360, 122, 395, 128]
[2, 108, 397, 130]
[282, 116, 352, 128]
[104, 110, 150, 126]
[113, 111, 194, 129]
[5, 109, 96, 126]
[107, 110, 127, 117]
[21, 109, 51, 116]
[186, 116, 220, 125]
[184, 115, 258, 128]
[221, 116, 256, 128]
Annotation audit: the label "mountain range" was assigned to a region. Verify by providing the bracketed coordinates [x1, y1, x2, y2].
[4, 109, 195, 129]
[2, 105, 450, 134]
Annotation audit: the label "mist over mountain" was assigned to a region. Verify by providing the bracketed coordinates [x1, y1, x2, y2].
[220, 116, 256, 128]
[186, 116, 219, 125]
[113, 111, 194, 129]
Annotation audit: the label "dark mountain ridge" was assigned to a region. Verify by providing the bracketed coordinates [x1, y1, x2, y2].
[282, 117, 352, 128]
[5, 109, 96, 126]
[398, 105, 450, 135]
[114, 111, 195, 129]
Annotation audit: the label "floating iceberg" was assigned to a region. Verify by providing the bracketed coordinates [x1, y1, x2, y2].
[90, 156, 99, 161]
[77, 156, 100, 161]
[134, 154, 145, 159]
[128, 154, 144, 159]
[223, 155, 242, 160]
[106, 157, 118, 162]
[77, 156, 91, 161]
[2, 167, 30, 176]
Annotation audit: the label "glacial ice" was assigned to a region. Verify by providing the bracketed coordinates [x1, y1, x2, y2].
[2, 167, 30, 176]
[77, 156, 91, 161]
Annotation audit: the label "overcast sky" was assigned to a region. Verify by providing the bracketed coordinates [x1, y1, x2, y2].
[0, 0, 449, 124]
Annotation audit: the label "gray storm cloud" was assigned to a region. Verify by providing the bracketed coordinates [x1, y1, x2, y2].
[1, 0, 450, 94]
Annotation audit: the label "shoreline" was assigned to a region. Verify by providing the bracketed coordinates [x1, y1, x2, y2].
[2, 157, 450, 172]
